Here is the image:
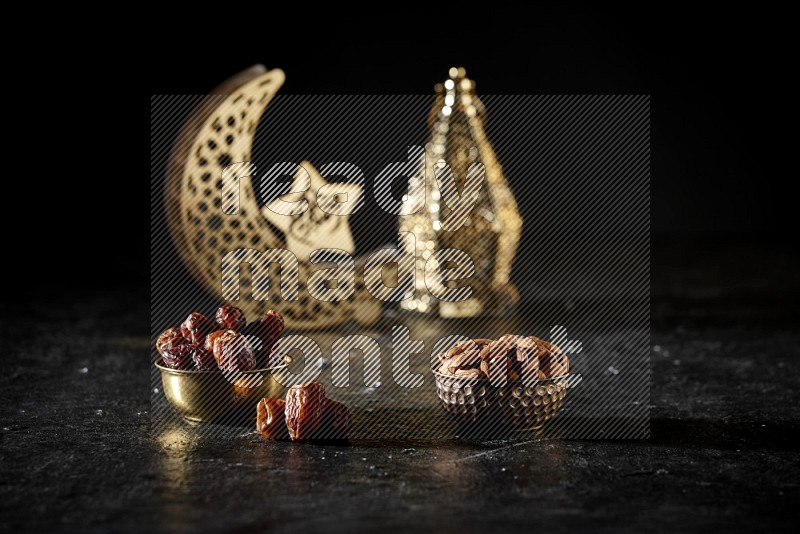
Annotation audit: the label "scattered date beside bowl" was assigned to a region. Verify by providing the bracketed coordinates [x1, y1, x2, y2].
[256, 397, 289, 439]
[285, 381, 326, 441]
[258, 381, 352, 442]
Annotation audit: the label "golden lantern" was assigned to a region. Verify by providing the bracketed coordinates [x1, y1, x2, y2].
[399, 67, 523, 318]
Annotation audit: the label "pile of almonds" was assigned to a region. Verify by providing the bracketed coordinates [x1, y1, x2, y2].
[436, 335, 570, 383]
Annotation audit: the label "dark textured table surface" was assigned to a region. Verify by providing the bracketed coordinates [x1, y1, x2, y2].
[1, 241, 799, 532]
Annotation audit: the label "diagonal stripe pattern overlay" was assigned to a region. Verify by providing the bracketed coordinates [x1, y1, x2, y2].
[151, 94, 650, 441]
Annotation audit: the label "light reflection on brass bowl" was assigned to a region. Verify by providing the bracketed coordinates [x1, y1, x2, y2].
[155, 359, 289, 423]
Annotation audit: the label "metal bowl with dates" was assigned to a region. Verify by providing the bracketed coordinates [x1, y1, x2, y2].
[155, 359, 289, 423]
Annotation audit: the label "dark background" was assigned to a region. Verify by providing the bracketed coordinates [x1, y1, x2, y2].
[146, 5, 791, 302]
[5, 5, 789, 299]
[142, 5, 798, 341]
[147, 5, 787, 241]
[3, 6, 799, 532]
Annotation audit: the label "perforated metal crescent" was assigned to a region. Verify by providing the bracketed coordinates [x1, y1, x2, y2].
[166, 65, 381, 329]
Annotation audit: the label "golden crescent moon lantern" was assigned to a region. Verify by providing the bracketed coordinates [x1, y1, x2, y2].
[166, 65, 381, 329]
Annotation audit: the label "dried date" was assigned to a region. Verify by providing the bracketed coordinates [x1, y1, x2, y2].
[156, 327, 192, 370]
[215, 304, 246, 331]
[256, 397, 289, 439]
[190, 345, 216, 371]
[204, 329, 228, 353]
[285, 381, 326, 442]
[180, 312, 214, 346]
[211, 330, 256, 372]
[243, 310, 285, 367]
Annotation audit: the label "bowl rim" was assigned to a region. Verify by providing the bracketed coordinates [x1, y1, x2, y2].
[430, 368, 572, 384]
[154, 358, 289, 375]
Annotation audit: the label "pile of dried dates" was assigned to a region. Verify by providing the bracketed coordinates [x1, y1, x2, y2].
[257, 381, 351, 441]
[156, 304, 285, 372]
[436, 334, 570, 382]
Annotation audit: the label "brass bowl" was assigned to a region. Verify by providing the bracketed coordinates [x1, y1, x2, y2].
[433, 370, 571, 430]
[155, 359, 289, 423]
